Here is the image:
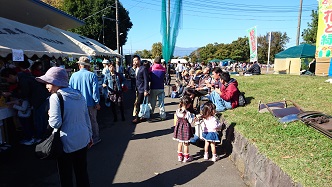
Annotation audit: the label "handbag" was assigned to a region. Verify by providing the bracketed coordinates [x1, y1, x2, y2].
[35, 92, 64, 160]
[122, 84, 128, 92]
[138, 96, 151, 119]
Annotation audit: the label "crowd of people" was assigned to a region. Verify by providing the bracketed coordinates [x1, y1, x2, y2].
[0, 55, 248, 185]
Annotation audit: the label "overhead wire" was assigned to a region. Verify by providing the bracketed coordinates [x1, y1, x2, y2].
[121, 0, 314, 22]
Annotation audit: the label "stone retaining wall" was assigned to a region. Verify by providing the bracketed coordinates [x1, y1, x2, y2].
[229, 129, 303, 187]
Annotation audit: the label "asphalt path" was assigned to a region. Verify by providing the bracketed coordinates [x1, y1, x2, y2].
[0, 80, 246, 187]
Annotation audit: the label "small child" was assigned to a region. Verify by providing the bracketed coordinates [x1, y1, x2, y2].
[173, 95, 195, 163]
[201, 102, 222, 162]
[11, 99, 34, 145]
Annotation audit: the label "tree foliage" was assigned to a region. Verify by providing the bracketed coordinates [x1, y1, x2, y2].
[189, 37, 250, 63]
[60, 0, 132, 50]
[257, 32, 289, 63]
[151, 42, 162, 58]
[135, 49, 152, 59]
[188, 32, 288, 64]
[41, 0, 62, 8]
[302, 9, 318, 45]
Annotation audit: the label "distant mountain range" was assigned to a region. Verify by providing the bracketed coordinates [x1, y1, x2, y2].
[173, 46, 198, 57]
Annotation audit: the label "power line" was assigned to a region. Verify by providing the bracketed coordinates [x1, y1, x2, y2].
[82, 5, 115, 20]
[121, 0, 315, 22]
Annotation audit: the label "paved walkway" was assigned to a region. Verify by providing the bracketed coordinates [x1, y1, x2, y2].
[0, 81, 246, 187]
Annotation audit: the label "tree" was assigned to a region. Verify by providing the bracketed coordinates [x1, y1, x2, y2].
[229, 37, 250, 61]
[151, 42, 162, 58]
[257, 32, 289, 63]
[302, 9, 318, 45]
[41, 0, 62, 8]
[60, 0, 133, 50]
[135, 49, 152, 59]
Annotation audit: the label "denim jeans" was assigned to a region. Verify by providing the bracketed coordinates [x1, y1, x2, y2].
[149, 89, 166, 119]
[206, 91, 232, 112]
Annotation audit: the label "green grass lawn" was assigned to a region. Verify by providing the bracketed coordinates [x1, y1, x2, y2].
[222, 74, 332, 187]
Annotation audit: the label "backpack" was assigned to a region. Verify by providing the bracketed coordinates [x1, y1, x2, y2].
[238, 91, 247, 107]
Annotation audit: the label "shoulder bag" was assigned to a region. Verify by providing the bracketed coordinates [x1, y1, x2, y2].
[138, 96, 151, 119]
[35, 92, 64, 160]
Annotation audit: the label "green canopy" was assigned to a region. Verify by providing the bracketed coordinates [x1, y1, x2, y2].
[275, 44, 316, 59]
[209, 59, 222, 63]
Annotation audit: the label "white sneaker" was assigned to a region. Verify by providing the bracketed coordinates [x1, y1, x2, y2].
[182, 155, 193, 163]
[211, 154, 220, 162]
[203, 152, 209, 160]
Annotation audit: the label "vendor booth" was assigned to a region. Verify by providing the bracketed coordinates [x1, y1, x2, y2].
[274, 44, 316, 75]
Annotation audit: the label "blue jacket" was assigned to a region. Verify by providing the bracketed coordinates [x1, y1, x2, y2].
[48, 88, 92, 153]
[103, 72, 125, 92]
[69, 68, 100, 107]
[136, 66, 149, 93]
[149, 64, 166, 90]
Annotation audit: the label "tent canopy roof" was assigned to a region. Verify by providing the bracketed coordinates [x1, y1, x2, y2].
[275, 44, 316, 59]
[44, 25, 121, 57]
[0, 17, 87, 59]
[0, 0, 84, 30]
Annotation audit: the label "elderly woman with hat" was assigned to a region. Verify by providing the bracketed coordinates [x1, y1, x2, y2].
[36, 67, 92, 187]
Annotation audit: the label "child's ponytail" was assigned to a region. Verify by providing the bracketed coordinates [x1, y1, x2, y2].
[179, 95, 192, 113]
[201, 102, 216, 119]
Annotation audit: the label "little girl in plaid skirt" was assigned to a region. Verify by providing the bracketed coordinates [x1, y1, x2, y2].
[173, 95, 195, 162]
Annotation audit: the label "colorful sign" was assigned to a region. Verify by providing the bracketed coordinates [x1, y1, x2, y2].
[247, 26, 258, 62]
[316, 0, 332, 58]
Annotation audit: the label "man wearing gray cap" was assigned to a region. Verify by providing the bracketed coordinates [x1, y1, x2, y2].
[69, 56, 101, 144]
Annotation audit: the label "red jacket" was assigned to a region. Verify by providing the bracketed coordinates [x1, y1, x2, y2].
[219, 78, 239, 108]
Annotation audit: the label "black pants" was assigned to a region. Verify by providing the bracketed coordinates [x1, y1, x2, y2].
[134, 92, 145, 118]
[130, 78, 136, 90]
[57, 146, 90, 187]
[111, 101, 125, 120]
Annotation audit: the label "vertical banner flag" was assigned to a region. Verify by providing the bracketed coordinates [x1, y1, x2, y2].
[247, 26, 258, 62]
[316, 0, 332, 58]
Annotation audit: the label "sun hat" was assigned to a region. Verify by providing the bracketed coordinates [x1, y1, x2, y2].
[76, 56, 91, 66]
[36, 67, 69, 87]
[102, 59, 110, 64]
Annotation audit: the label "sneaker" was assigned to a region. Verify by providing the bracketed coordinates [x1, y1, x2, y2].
[204, 152, 209, 160]
[182, 155, 193, 163]
[178, 155, 183, 162]
[211, 154, 220, 162]
[132, 118, 140, 124]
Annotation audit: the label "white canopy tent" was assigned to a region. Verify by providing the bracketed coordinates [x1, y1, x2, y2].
[0, 17, 86, 59]
[44, 25, 121, 57]
[170, 59, 188, 63]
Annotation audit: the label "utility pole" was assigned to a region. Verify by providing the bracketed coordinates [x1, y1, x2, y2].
[267, 32, 272, 73]
[296, 0, 303, 46]
[116, 0, 120, 57]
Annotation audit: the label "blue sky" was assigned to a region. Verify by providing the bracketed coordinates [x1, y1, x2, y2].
[119, 0, 318, 55]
